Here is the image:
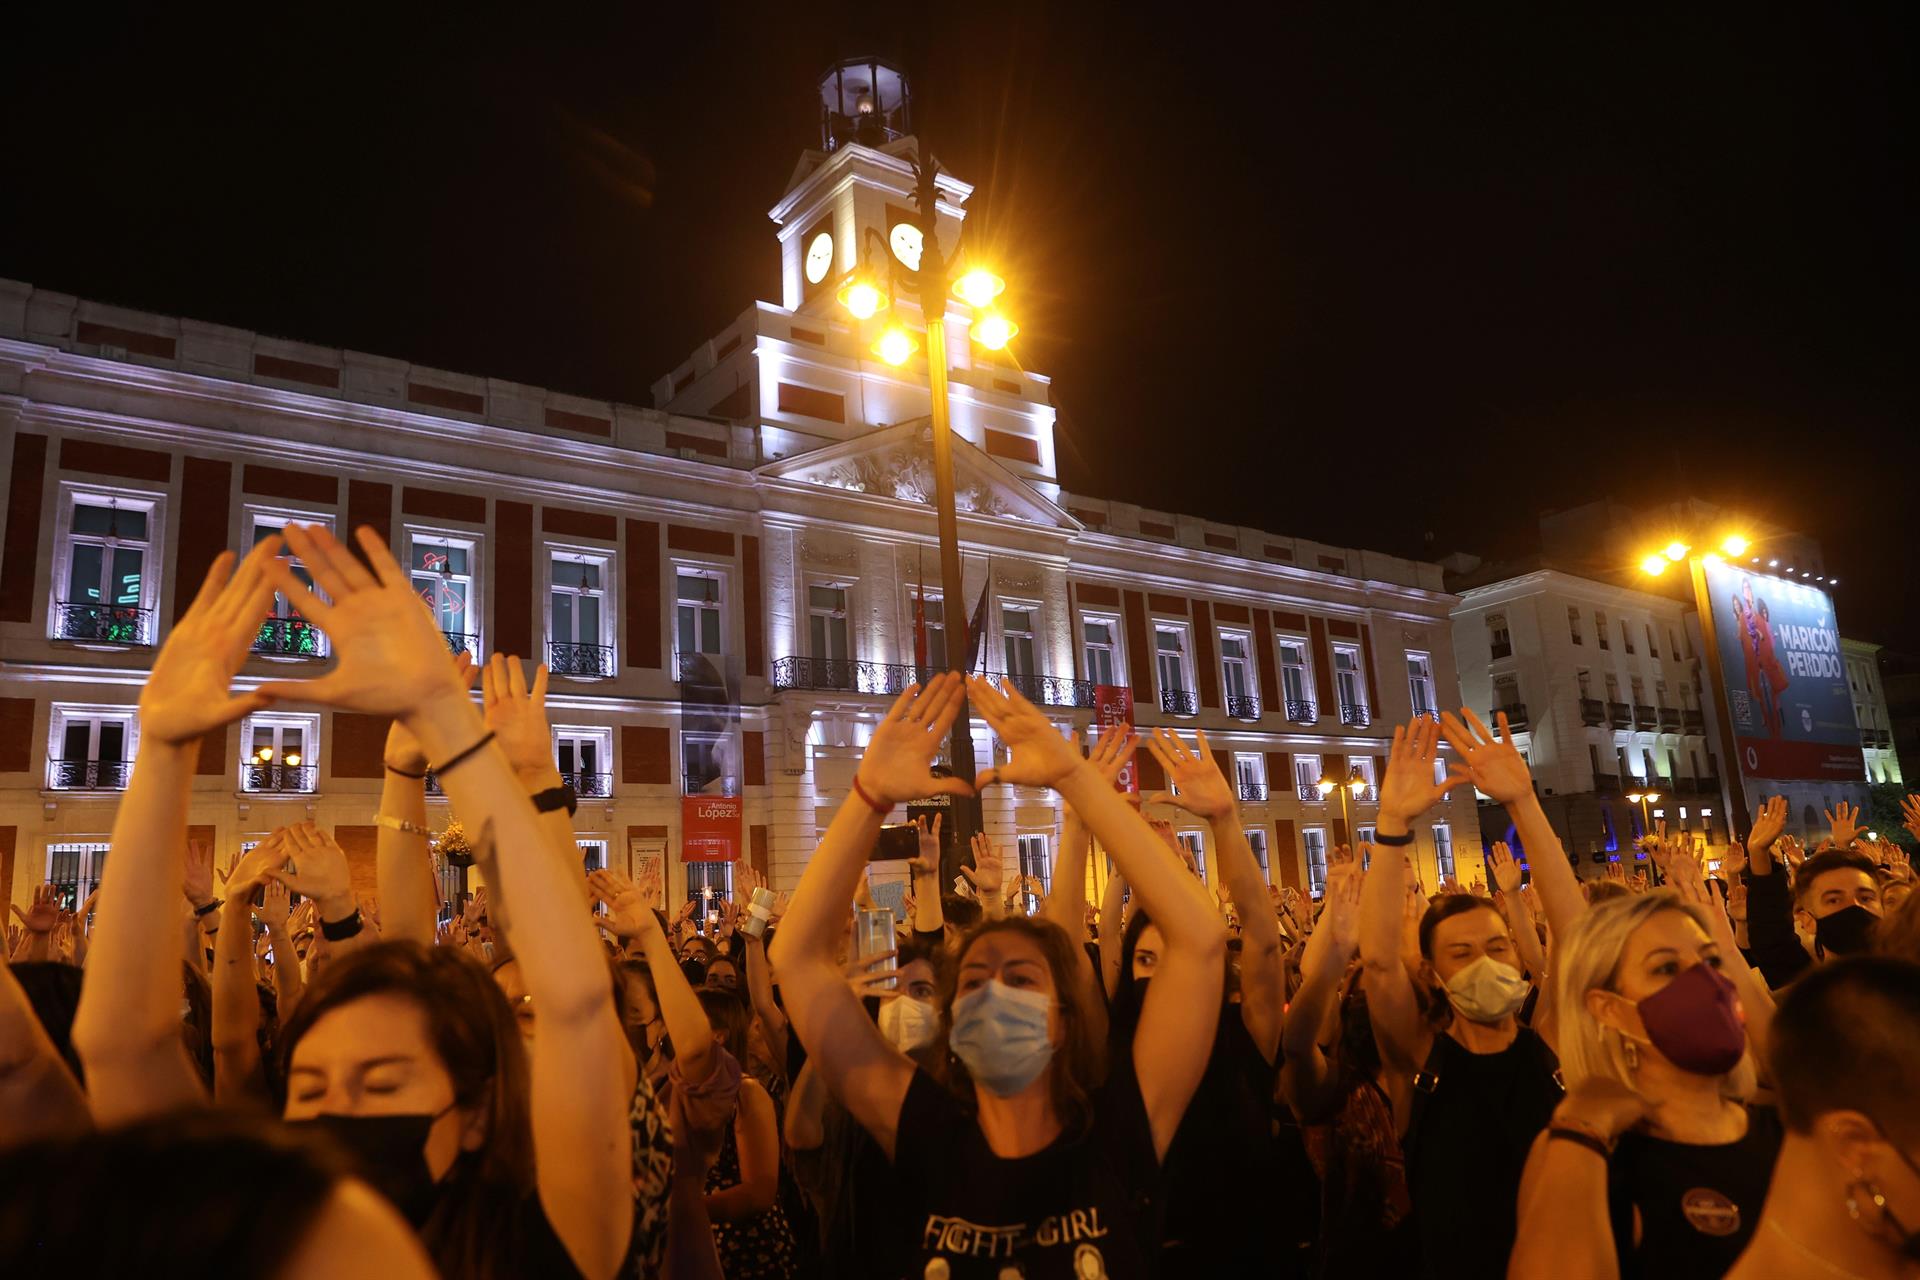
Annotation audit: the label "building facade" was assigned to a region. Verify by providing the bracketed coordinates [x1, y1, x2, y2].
[0, 83, 1480, 915]
[1844, 638, 1903, 787]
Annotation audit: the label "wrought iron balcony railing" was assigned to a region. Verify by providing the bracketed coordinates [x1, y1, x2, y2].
[767, 656, 1095, 708]
[1491, 703, 1529, 731]
[442, 631, 479, 658]
[684, 772, 739, 797]
[1297, 782, 1326, 803]
[1001, 671, 1098, 709]
[675, 650, 725, 683]
[1633, 703, 1658, 730]
[1682, 709, 1706, 734]
[49, 758, 132, 791]
[1284, 698, 1319, 724]
[1225, 693, 1261, 721]
[1160, 688, 1198, 717]
[1607, 701, 1633, 728]
[1580, 698, 1607, 726]
[254, 615, 325, 657]
[549, 641, 614, 678]
[54, 602, 150, 645]
[1410, 705, 1441, 722]
[243, 762, 317, 793]
[1339, 701, 1371, 728]
[561, 770, 613, 798]
[1237, 781, 1268, 802]
[1657, 706, 1682, 731]
[1352, 784, 1379, 805]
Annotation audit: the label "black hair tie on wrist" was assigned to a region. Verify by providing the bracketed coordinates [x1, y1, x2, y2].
[432, 730, 497, 780]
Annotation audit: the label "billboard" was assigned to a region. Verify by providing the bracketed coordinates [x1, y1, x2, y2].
[1094, 685, 1140, 795]
[681, 795, 743, 862]
[1703, 560, 1860, 782]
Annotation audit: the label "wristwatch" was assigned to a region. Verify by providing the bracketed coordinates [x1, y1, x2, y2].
[531, 784, 578, 818]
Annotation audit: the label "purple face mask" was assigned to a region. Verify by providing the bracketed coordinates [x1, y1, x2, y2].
[1634, 961, 1747, 1076]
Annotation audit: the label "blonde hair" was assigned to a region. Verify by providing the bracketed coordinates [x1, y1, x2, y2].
[1551, 890, 1757, 1099]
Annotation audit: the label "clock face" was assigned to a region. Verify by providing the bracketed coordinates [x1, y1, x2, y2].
[888, 220, 924, 272]
[804, 231, 835, 285]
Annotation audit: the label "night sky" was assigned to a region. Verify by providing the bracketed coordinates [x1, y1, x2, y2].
[3, 5, 1913, 638]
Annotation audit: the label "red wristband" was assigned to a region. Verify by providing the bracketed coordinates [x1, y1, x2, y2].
[850, 775, 890, 815]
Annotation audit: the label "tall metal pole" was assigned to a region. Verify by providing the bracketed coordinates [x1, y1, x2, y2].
[1688, 555, 1754, 838]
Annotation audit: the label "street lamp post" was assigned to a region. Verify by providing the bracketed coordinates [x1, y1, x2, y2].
[1317, 765, 1369, 843]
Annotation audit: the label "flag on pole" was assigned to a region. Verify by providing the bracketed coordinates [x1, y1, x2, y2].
[961, 559, 993, 673]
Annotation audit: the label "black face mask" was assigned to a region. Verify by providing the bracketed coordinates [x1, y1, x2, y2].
[1815, 904, 1879, 957]
[289, 1106, 455, 1227]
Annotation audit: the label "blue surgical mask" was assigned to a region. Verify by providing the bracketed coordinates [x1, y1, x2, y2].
[948, 979, 1055, 1096]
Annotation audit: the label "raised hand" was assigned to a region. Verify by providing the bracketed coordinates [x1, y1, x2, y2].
[386, 651, 479, 774]
[1380, 717, 1472, 824]
[1488, 841, 1524, 894]
[1727, 881, 1748, 923]
[14, 884, 60, 934]
[587, 868, 661, 940]
[225, 834, 290, 900]
[139, 538, 284, 745]
[1627, 872, 1650, 894]
[1604, 859, 1627, 886]
[1469, 876, 1489, 898]
[482, 654, 557, 780]
[1719, 840, 1748, 881]
[254, 525, 469, 719]
[264, 823, 356, 921]
[183, 838, 216, 910]
[913, 813, 944, 869]
[1746, 795, 1788, 858]
[1320, 862, 1362, 953]
[967, 675, 1084, 791]
[854, 674, 975, 806]
[1776, 834, 1807, 875]
[1330, 843, 1356, 869]
[1143, 728, 1236, 820]
[252, 877, 295, 929]
[1437, 709, 1534, 806]
[1902, 794, 1920, 844]
[1087, 724, 1139, 787]
[1824, 800, 1864, 849]
[969, 831, 1005, 898]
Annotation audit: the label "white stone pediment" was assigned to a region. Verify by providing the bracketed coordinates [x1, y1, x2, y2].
[757, 419, 1077, 531]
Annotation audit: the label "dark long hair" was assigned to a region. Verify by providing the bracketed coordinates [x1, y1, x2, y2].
[276, 941, 534, 1280]
[1109, 907, 1158, 1046]
[934, 916, 1104, 1140]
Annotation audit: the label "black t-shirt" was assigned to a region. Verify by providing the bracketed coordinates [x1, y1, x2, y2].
[891, 1066, 1163, 1280]
[1607, 1103, 1785, 1280]
[1404, 1027, 1561, 1280]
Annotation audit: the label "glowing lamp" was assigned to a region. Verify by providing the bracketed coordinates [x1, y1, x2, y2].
[873, 326, 918, 366]
[1721, 534, 1750, 557]
[972, 312, 1018, 350]
[1663, 542, 1689, 562]
[1639, 554, 1668, 576]
[1315, 778, 1336, 797]
[1626, 792, 1644, 803]
[952, 268, 1006, 309]
[1348, 777, 1367, 795]
[256, 747, 274, 762]
[838, 278, 883, 320]
[285, 753, 301, 767]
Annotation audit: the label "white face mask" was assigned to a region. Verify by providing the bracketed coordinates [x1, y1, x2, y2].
[1443, 954, 1531, 1024]
[878, 996, 939, 1052]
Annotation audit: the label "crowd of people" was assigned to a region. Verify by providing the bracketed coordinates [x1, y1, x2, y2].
[1, 522, 1919, 1279]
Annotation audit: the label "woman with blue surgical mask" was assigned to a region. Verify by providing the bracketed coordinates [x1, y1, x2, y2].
[771, 675, 1227, 1280]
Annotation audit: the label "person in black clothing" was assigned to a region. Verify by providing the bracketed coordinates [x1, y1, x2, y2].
[1739, 796, 1888, 989]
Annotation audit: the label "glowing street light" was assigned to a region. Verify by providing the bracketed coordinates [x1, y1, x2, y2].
[952, 267, 1006, 309]
[1663, 542, 1690, 562]
[872, 325, 918, 366]
[972, 312, 1018, 350]
[838, 278, 883, 320]
[1639, 554, 1669, 576]
[1720, 534, 1750, 557]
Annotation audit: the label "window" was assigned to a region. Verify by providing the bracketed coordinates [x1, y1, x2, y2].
[1177, 831, 1207, 882]
[1017, 834, 1051, 896]
[242, 715, 318, 793]
[683, 732, 736, 796]
[1303, 828, 1329, 896]
[1356, 825, 1377, 859]
[1233, 753, 1267, 801]
[1407, 652, 1436, 715]
[1352, 756, 1377, 800]
[1278, 639, 1315, 720]
[1647, 625, 1659, 658]
[1630, 676, 1646, 707]
[576, 838, 608, 874]
[686, 860, 734, 909]
[1597, 611, 1610, 650]
[45, 842, 109, 912]
[48, 707, 136, 791]
[1655, 679, 1669, 708]
[1433, 755, 1453, 799]
[912, 594, 949, 672]
[1488, 613, 1512, 660]
[1246, 829, 1270, 882]
[251, 512, 329, 657]
[551, 552, 613, 677]
[1082, 616, 1119, 688]
[555, 728, 614, 798]
[674, 570, 721, 660]
[1294, 753, 1323, 802]
[1670, 628, 1683, 661]
[408, 534, 479, 656]
[1605, 673, 1621, 703]
[1433, 824, 1455, 879]
[1568, 607, 1583, 645]
[1493, 674, 1520, 717]
[808, 584, 851, 665]
[54, 491, 157, 644]
[1621, 619, 1635, 654]
[1002, 605, 1037, 678]
[1220, 632, 1256, 715]
[1333, 645, 1367, 722]
[1155, 626, 1193, 714]
[1577, 669, 1593, 699]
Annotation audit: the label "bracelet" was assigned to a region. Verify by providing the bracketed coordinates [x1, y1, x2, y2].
[192, 898, 224, 918]
[849, 775, 891, 816]
[320, 908, 365, 942]
[432, 730, 497, 780]
[375, 813, 434, 838]
[531, 784, 578, 818]
[1372, 830, 1415, 847]
[1547, 1126, 1614, 1159]
[385, 761, 428, 780]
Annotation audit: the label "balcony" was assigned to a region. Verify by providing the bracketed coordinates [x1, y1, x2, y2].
[684, 772, 739, 797]
[1683, 709, 1706, 734]
[1410, 705, 1441, 722]
[1339, 701, 1371, 728]
[1225, 693, 1261, 721]
[243, 762, 317, 793]
[1592, 771, 1620, 791]
[1285, 698, 1319, 724]
[1580, 698, 1607, 726]
[1634, 704, 1658, 730]
[1607, 701, 1632, 729]
[1297, 783, 1325, 803]
[561, 770, 613, 799]
[1237, 781, 1269, 802]
[1001, 672, 1098, 710]
[550, 641, 614, 679]
[675, 650, 723, 684]
[442, 631, 479, 658]
[255, 616, 325, 658]
[1160, 688, 1198, 717]
[1864, 728, 1894, 749]
[1657, 706, 1682, 732]
[1491, 703, 1529, 731]
[54, 602, 151, 645]
[49, 758, 132, 791]
[1491, 640, 1513, 660]
[1352, 784, 1379, 805]
[767, 657, 1094, 708]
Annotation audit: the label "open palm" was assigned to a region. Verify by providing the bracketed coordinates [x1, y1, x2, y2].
[855, 674, 974, 806]
[1438, 709, 1533, 805]
[140, 539, 283, 745]
[969, 675, 1082, 790]
[1380, 717, 1470, 823]
[1144, 728, 1235, 820]
[482, 654, 555, 777]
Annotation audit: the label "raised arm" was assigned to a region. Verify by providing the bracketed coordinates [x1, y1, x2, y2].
[591, 866, 714, 1087]
[0, 955, 90, 1147]
[909, 816, 948, 940]
[733, 865, 789, 1072]
[375, 679, 466, 945]
[482, 655, 588, 906]
[969, 676, 1227, 1161]
[266, 823, 375, 960]
[1281, 861, 1360, 1120]
[1145, 727, 1282, 1062]
[967, 831, 1009, 921]
[256, 879, 306, 1015]
[1099, 860, 1130, 1000]
[73, 539, 282, 1125]
[258, 524, 631, 1280]
[210, 838, 289, 1102]
[768, 675, 973, 1159]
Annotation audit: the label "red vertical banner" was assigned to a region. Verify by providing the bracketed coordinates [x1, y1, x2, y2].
[682, 795, 743, 861]
[1094, 684, 1139, 795]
